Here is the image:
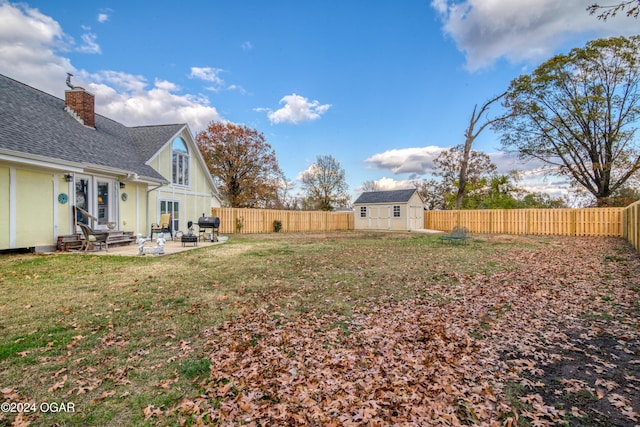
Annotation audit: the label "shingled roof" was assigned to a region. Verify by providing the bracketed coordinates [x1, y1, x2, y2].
[354, 189, 418, 204]
[0, 73, 174, 184]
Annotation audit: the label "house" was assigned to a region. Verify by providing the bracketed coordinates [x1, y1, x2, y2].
[0, 73, 221, 251]
[353, 189, 424, 231]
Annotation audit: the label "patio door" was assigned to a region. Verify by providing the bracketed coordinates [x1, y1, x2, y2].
[160, 200, 180, 234]
[75, 176, 116, 230]
[96, 180, 112, 227]
[75, 177, 91, 227]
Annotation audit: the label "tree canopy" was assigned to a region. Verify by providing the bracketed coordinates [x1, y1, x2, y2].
[496, 36, 640, 206]
[301, 155, 350, 211]
[196, 122, 284, 208]
[415, 146, 566, 210]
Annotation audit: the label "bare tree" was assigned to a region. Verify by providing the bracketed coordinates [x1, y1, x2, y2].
[301, 155, 350, 211]
[456, 93, 509, 209]
[360, 180, 382, 192]
[587, 1, 639, 20]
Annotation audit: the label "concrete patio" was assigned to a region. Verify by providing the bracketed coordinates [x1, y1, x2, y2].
[75, 235, 228, 256]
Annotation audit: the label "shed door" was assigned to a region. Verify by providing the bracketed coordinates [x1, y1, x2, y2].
[408, 205, 423, 230]
[368, 206, 391, 229]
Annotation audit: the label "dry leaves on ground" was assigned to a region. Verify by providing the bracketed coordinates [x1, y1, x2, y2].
[142, 236, 640, 426]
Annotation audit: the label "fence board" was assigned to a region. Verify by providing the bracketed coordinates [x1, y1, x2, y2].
[209, 206, 636, 252]
[424, 208, 624, 237]
[623, 201, 640, 252]
[211, 208, 354, 234]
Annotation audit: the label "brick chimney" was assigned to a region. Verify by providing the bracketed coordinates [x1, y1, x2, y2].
[64, 87, 95, 128]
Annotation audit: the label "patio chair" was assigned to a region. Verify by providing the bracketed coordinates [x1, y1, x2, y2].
[151, 213, 173, 240]
[78, 223, 109, 252]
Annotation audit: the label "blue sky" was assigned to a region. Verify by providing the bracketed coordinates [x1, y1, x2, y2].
[0, 0, 636, 202]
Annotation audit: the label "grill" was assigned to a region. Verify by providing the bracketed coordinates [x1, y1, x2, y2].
[198, 216, 220, 242]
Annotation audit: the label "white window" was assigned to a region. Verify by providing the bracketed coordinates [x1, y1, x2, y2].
[172, 137, 189, 186]
[393, 205, 401, 217]
[360, 206, 367, 218]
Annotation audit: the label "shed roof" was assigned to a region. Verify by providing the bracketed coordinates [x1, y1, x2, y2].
[0, 73, 176, 183]
[354, 189, 418, 204]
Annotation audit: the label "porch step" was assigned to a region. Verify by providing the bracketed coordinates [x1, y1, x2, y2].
[106, 231, 137, 247]
[57, 234, 83, 251]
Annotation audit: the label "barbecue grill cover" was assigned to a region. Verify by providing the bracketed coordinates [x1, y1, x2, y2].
[198, 217, 220, 228]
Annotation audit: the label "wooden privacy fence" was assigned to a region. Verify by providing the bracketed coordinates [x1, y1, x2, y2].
[211, 207, 354, 234]
[424, 208, 625, 237]
[623, 201, 640, 252]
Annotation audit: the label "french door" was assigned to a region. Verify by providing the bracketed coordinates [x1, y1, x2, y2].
[160, 200, 180, 233]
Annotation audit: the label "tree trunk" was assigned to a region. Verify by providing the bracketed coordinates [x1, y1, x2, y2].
[455, 93, 507, 210]
[456, 132, 473, 210]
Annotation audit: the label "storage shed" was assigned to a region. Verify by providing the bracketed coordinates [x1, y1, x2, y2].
[353, 189, 424, 231]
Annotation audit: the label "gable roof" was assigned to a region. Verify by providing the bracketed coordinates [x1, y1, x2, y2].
[354, 189, 418, 204]
[0, 73, 172, 184]
[129, 124, 186, 162]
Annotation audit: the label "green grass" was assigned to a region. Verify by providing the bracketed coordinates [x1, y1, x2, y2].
[0, 231, 551, 426]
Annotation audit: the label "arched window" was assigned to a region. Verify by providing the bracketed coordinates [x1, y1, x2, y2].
[172, 137, 189, 186]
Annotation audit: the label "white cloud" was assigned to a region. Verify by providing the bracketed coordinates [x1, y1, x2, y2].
[262, 93, 331, 125]
[78, 32, 101, 54]
[97, 13, 109, 23]
[357, 177, 416, 192]
[365, 146, 445, 176]
[81, 71, 223, 131]
[188, 66, 243, 93]
[431, 0, 639, 71]
[0, 2, 223, 132]
[189, 66, 225, 89]
[0, 2, 74, 95]
[241, 41, 253, 51]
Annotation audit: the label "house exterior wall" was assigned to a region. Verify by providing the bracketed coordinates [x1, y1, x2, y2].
[119, 182, 148, 237]
[14, 169, 55, 249]
[0, 162, 154, 251]
[0, 166, 10, 249]
[56, 174, 74, 237]
[147, 130, 220, 235]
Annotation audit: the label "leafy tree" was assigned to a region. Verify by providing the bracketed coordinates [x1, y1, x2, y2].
[301, 155, 350, 211]
[436, 146, 498, 208]
[416, 147, 497, 210]
[608, 183, 640, 206]
[472, 174, 521, 209]
[517, 192, 567, 209]
[497, 36, 640, 207]
[414, 179, 447, 210]
[587, 1, 639, 20]
[196, 122, 284, 208]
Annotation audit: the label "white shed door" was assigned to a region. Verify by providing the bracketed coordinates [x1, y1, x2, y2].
[368, 206, 391, 229]
[408, 205, 423, 230]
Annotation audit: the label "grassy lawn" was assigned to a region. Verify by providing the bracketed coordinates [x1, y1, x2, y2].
[0, 231, 638, 426]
